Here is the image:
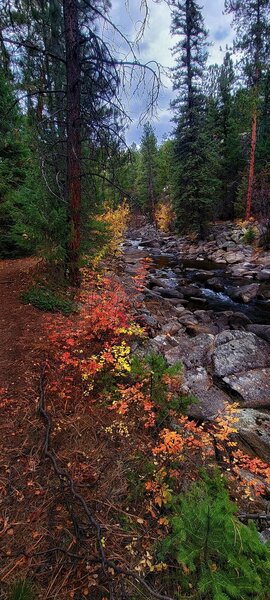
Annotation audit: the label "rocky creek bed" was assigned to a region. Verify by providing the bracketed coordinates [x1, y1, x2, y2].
[119, 222, 270, 467]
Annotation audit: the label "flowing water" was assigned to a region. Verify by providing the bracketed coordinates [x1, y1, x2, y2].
[144, 248, 270, 325]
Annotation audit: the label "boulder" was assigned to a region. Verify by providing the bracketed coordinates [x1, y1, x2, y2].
[194, 270, 213, 283]
[152, 287, 184, 300]
[149, 277, 170, 288]
[221, 241, 237, 250]
[167, 298, 188, 306]
[189, 297, 207, 304]
[178, 285, 202, 298]
[194, 310, 214, 324]
[227, 283, 259, 303]
[259, 530, 270, 544]
[188, 387, 228, 421]
[225, 251, 245, 264]
[161, 321, 182, 336]
[177, 312, 199, 326]
[139, 314, 158, 328]
[247, 324, 270, 345]
[223, 368, 270, 408]
[231, 232, 242, 243]
[184, 367, 229, 420]
[165, 332, 215, 370]
[237, 409, 270, 463]
[258, 269, 270, 282]
[228, 312, 252, 330]
[213, 331, 270, 378]
[152, 334, 179, 353]
[207, 277, 224, 292]
[140, 239, 159, 248]
[230, 266, 253, 278]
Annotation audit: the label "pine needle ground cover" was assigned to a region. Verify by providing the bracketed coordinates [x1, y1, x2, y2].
[1, 262, 270, 600]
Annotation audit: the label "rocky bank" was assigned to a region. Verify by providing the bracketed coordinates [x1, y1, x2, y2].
[119, 221, 270, 465]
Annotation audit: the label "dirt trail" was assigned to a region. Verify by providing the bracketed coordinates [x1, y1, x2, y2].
[0, 258, 51, 590]
[0, 258, 44, 399]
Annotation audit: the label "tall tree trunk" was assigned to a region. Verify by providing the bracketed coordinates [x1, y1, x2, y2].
[246, 108, 257, 220]
[246, 1, 261, 221]
[63, 0, 81, 286]
[186, 0, 193, 127]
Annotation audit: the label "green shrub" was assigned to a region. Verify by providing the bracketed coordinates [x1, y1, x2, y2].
[158, 475, 270, 599]
[242, 227, 257, 245]
[131, 352, 196, 419]
[22, 285, 76, 314]
[8, 579, 35, 600]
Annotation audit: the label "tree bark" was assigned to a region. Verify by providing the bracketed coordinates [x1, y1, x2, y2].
[246, 107, 257, 220]
[63, 0, 81, 286]
[245, 0, 261, 221]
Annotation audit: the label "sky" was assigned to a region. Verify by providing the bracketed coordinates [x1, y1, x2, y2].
[107, 0, 235, 145]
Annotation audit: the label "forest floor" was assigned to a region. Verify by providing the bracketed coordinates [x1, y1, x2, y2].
[0, 249, 269, 600]
[0, 257, 44, 398]
[0, 256, 169, 600]
[0, 258, 50, 593]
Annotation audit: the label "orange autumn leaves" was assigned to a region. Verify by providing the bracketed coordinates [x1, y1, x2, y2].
[45, 267, 270, 517]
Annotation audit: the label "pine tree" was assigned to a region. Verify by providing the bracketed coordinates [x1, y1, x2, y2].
[1, 1, 160, 282]
[157, 138, 174, 196]
[225, 0, 270, 220]
[159, 476, 270, 599]
[136, 122, 159, 220]
[0, 68, 35, 257]
[170, 0, 220, 237]
[215, 51, 246, 219]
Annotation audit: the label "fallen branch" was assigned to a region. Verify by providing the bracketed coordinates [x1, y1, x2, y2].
[238, 513, 270, 522]
[37, 366, 175, 600]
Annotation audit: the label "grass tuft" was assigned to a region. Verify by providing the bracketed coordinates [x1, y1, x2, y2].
[22, 285, 77, 314]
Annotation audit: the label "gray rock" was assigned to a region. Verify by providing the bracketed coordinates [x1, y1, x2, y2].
[228, 312, 252, 330]
[194, 310, 214, 324]
[167, 298, 188, 306]
[227, 283, 259, 303]
[153, 287, 184, 300]
[140, 239, 159, 248]
[173, 305, 188, 315]
[257, 256, 270, 267]
[162, 321, 182, 336]
[140, 314, 158, 328]
[165, 333, 215, 370]
[213, 331, 270, 378]
[259, 530, 270, 544]
[195, 270, 213, 283]
[231, 232, 242, 243]
[207, 277, 224, 291]
[247, 324, 270, 345]
[178, 285, 202, 298]
[223, 368, 270, 408]
[152, 334, 179, 353]
[226, 251, 245, 264]
[237, 409, 270, 463]
[258, 270, 270, 281]
[222, 241, 237, 250]
[149, 277, 169, 288]
[230, 266, 253, 278]
[184, 367, 229, 420]
[184, 366, 211, 390]
[188, 387, 228, 421]
[177, 312, 199, 326]
[189, 296, 207, 304]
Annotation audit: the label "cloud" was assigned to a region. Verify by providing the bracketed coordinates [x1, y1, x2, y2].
[214, 26, 231, 42]
[108, 0, 235, 144]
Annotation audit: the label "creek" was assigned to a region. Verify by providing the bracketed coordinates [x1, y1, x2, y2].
[144, 250, 270, 325]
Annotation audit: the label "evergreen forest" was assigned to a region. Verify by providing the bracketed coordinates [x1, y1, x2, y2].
[2, 2, 270, 600]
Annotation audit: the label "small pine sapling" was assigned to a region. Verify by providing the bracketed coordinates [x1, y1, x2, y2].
[158, 474, 270, 599]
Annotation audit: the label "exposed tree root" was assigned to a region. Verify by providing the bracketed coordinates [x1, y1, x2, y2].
[37, 366, 175, 600]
